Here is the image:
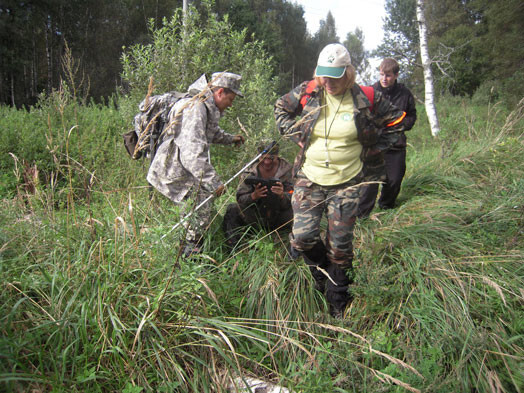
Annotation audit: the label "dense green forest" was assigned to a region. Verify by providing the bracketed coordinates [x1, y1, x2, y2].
[1, 0, 523, 392]
[3, 0, 523, 107]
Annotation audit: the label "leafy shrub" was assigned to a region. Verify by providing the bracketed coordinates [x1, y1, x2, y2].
[120, 4, 280, 182]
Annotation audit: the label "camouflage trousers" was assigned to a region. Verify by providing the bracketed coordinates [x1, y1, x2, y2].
[291, 170, 365, 311]
[290, 170, 364, 265]
[181, 186, 215, 244]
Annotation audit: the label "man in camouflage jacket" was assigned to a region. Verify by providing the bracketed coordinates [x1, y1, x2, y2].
[147, 72, 245, 255]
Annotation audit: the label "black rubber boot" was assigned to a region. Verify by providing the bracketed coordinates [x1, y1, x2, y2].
[287, 244, 301, 261]
[325, 261, 353, 318]
[301, 241, 329, 293]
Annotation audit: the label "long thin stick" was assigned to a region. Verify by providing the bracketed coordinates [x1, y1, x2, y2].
[160, 141, 277, 240]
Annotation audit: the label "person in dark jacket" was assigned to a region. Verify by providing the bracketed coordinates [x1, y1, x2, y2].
[223, 141, 293, 248]
[274, 44, 407, 317]
[358, 58, 417, 217]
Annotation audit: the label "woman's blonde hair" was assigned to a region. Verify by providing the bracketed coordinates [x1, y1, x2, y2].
[314, 64, 356, 91]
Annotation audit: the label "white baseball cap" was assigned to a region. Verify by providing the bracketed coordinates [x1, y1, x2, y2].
[314, 43, 352, 79]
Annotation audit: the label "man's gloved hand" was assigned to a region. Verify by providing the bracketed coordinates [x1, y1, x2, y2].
[232, 135, 245, 146]
[215, 184, 226, 197]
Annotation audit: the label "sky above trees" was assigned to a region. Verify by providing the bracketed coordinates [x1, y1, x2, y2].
[294, 0, 386, 50]
[1, 0, 522, 108]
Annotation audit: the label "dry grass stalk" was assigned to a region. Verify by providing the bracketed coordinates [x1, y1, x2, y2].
[236, 117, 250, 137]
[495, 97, 524, 143]
[370, 368, 421, 393]
[282, 105, 323, 141]
[482, 276, 507, 307]
[369, 347, 423, 378]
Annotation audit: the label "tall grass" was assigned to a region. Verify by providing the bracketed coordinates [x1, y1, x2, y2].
[1, 92, 523, 392]
[351, 96, 524, 392]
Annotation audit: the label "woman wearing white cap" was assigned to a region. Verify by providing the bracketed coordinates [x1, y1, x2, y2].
[274, 43, 406, 317]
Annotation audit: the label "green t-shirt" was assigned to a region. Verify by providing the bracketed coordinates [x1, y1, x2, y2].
[303, 91, 363, 186]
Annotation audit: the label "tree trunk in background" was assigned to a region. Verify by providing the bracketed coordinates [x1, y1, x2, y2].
[45, 18, 53, 93]
[10, 73, 15, 107]
[183, 0, 189, 25]
[416, 0, 440, 136]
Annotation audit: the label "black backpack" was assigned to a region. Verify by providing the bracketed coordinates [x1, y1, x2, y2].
[123, 91, 188, 160]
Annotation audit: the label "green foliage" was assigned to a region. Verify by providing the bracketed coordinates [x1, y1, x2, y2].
[374, 0, 419, 83]
[343, 28, 370, 83]
[351, 94, 524, 391]
[212, 0, 313, 92]
[1, 0, 183, 107]
[120, 5, 277, 130]
[0, 89, 127, 198]
[312, 11, 339, 60]
[120, 4, 279, 181]
[378, 0, 524, 102]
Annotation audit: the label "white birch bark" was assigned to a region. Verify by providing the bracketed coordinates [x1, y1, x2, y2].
[416, 0, 441, 136]
[183, 0, 188, 19]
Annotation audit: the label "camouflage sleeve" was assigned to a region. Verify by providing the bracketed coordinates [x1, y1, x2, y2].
[210, 125, 236, 145]
[177, 102, 222, 192]
[373, 89, 407, 133]
[274, 81, 309, 140]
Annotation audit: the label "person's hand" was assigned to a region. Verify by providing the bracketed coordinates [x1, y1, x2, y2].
[270, 181, 284, 198]
[251, 183, 268, 200]
[233, 134, 245, 146]
[215, 184, 225, 197]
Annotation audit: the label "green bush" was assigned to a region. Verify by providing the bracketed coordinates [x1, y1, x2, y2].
[120, 4, 280, 183]
[0, 90, 128, 199]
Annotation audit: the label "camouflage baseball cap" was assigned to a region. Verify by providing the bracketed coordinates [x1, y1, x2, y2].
[211, 72, 244, 97]
[257, 140, 279, 154]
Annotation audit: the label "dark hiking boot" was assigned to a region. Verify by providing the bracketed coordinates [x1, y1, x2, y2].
[287, 244, 301, 261]
[329, 304, 346, 319]
[314, 276, 326, 293]
[301, 241, 327, 263]
[301, 241, 329, 292]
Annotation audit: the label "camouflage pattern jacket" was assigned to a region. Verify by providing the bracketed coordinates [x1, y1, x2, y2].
[274, 81, 407, 181]
[236, 157, 293, 214]
[147, 84, 236, 203]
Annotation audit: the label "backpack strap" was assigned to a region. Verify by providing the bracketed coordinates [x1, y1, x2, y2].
[299, 80, 318, 109]
[359, 85, 374, 112]
[300, 81, 375, 113]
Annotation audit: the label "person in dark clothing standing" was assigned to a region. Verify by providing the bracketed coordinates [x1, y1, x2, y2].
[358, 58, 417, 218]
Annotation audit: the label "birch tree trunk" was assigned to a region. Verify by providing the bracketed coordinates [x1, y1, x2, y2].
[416, 0, 441, 136]
[183, 0, 189, 25]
